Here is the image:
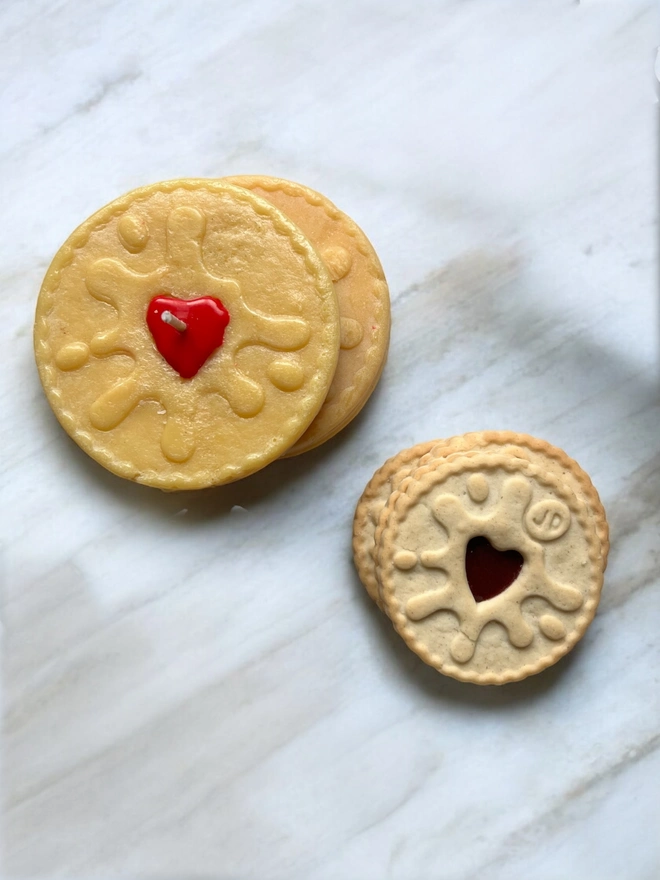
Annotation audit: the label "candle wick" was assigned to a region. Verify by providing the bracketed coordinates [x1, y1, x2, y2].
[161, 310, 187, 333]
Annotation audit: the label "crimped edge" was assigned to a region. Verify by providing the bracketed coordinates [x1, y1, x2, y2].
[379, 452, 605, 685]
[224, 175, 391, 457]
[417, 431, 609, 565]
[352, 440, 441, 602]
[34, 178, 340, 490]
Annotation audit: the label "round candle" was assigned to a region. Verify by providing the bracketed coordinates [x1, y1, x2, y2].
[34, 179, 340, 489]
[225, 176, 391, 457]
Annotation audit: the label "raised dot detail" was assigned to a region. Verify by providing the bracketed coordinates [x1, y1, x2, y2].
[161, 417, 195, 463]
[467, 473, 489, 503]
[55, 342, 89, 371]
[393, 550, 418, 570]
[538, 614, 566, 640]
[321, 245, 352, 281]
[118, 214, 149, 253]
[340, 317, 364, 350]
[267, 360, 304, 392]
[450, 632, 475, 663]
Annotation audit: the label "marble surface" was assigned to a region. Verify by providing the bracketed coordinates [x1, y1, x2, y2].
[1, 1, 658, 878]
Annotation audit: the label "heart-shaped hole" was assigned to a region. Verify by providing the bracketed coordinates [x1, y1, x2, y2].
[465, 536, 523, 603]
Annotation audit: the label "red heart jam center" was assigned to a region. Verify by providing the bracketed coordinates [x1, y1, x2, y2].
[146, 295, 230, 379]
[465, 536, 523, 603]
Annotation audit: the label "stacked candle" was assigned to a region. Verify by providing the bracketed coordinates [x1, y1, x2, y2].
[34, 177, 390, 490]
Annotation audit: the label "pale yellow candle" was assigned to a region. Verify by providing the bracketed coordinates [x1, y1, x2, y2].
[225, 176, 391, 457]
[34, 179, 341, 490]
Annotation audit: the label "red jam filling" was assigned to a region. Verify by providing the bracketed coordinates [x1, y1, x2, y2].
[465, 536, 523, 602]
[146, 295, 230, 379]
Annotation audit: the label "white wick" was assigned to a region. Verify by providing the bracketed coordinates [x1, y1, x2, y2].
[161, 310, 187, 333]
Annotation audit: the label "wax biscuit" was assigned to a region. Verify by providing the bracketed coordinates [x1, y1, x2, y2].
[225, 176, 390, 456]
[35, 179, 340, 489]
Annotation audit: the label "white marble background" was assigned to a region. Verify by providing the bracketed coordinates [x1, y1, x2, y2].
[1, 1, 658, 878]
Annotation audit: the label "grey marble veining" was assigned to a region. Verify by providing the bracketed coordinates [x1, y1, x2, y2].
[1, 1, 658, 878]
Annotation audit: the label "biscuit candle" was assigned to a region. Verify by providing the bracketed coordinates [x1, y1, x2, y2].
[34, 179, 341, 490]
[225, 176, 391, 456]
